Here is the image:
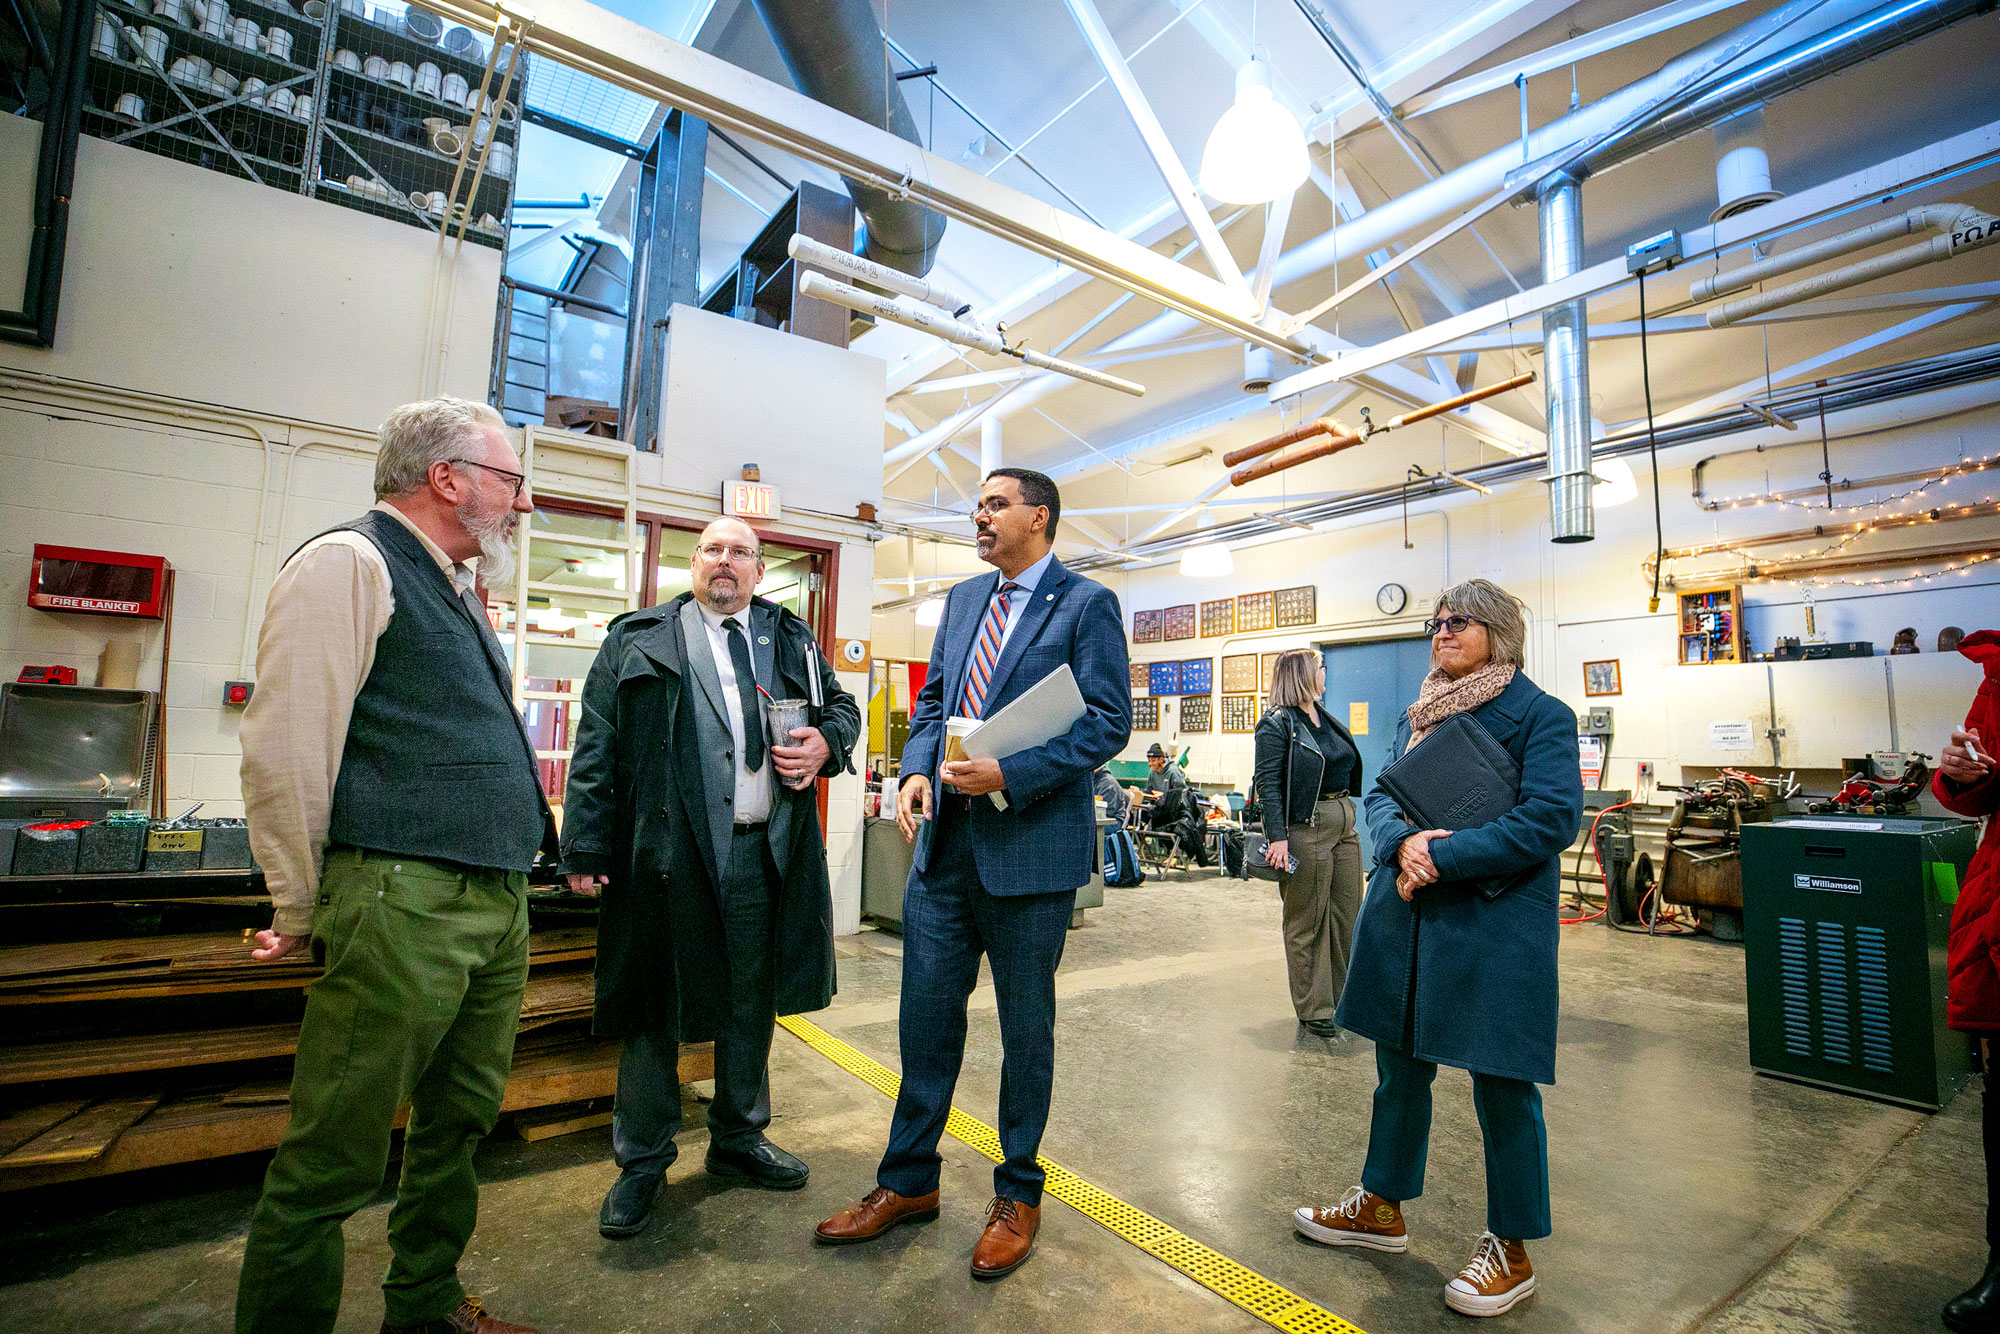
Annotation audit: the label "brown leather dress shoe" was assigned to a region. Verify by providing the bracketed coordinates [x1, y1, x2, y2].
[379, 1294, 538, 1333]
[970, 1196, 1041, 1280]
[814, 1185, 941, 1244]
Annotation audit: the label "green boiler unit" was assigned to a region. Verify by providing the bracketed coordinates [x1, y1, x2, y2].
[1740, 815, 1977, 1111]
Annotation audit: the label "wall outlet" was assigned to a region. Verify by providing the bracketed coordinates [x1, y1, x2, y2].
[1637, 761, 1655, 783]
[1585, 707, 1614, 733]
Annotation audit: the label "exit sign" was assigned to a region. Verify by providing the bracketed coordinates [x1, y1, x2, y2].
[726, 480, 781, 520]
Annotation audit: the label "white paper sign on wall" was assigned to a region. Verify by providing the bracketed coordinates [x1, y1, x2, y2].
[1709, 719, 1755, 750]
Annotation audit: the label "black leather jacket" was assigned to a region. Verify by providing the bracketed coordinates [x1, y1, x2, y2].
[1252, 704, 1364, 840]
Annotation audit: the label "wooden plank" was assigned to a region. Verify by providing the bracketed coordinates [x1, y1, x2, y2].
[0, 1095, 160, 1167]
[0, 1022, 302, 1085]
[0, 1035, 650, 1190]
[513, 1101, 612, 1141]
[0, 1098, 90, 1156]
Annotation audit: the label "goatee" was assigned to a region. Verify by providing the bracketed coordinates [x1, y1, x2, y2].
[459, 498, 517, 587]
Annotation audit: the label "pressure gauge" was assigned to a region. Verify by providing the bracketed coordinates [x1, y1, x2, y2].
[1376, 583, 1407, 616]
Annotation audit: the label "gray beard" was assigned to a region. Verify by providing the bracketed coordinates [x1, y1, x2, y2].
[698, 579, 744, 613]
[458, 499, 517, 587]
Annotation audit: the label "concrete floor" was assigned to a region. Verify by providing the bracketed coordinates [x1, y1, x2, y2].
[0, 873, 1984, 1333]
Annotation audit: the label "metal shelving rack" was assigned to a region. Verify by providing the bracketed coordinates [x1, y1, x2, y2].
[80, 0, 522, 251]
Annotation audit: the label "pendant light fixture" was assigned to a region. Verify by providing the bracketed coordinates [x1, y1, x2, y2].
[1198, 58, 1309, 205]
[1180, 541, 1236, 577]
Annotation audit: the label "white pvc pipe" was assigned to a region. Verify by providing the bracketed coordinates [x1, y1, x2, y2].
[1691, 203, 1985, 302]
[787, 234, 979, 318]
[799, 272, 1145, 396]
[1707, 209, 2000, 325]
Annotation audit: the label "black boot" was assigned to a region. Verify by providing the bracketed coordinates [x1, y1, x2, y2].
[1945, 1257, 2000, 1332]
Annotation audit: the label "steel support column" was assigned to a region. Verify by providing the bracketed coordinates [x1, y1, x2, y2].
[622, 108, 708, 452]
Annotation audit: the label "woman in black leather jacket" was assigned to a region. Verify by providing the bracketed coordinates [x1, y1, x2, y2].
[1253, 649, 1364, 1038]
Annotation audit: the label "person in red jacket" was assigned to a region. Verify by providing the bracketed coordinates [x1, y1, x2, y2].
[1940, 629, 2000, 1334]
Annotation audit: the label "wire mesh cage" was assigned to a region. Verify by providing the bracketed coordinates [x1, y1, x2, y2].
[80, 0, 528, 250]
[85, 0, 323, 191]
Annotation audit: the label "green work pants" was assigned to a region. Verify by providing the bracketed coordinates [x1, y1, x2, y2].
[236, 848, 529, 1334]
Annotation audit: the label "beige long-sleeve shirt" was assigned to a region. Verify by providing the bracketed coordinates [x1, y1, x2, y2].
[239, 502, 478, 935]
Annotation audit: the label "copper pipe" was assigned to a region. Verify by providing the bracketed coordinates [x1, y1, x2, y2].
[1231, 428, 1363, 486]
[1381, 371, 1536, 430]
[1223, 415, 1346, 468]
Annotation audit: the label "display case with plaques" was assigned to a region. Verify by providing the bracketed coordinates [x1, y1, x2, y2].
[1133, 697, 1160, 730]
[1148, 661, 1181, 696]
[1237, 591, 1275, 632]
[1163, 604, 1197, 641]
[1132, 609, 1164, 643]
[1220, 653, 1259, 693]
[1181, 695, 1212, 732]
[1128, 662, 1150, 692]
[1179, 658, 1212, 694]
[1199, 598, 1233, 637]
[1275, 584, 1317, 627]
[1221, 695, 1259, 732]
[1260, 652, 1282, 693]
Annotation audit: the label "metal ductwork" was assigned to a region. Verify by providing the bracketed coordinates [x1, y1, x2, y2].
[1711, 107, 1782, 221]
[750, 0, 946, 275]
[1539, 173, 1594, 542]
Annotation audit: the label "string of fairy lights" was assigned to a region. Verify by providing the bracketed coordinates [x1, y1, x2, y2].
[1660, 453, 2000, 593]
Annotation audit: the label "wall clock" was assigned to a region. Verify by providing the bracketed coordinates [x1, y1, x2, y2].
[1376, 583, 1408, 616]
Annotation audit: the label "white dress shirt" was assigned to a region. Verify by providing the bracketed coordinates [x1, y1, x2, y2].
[697, 602, 773, 824]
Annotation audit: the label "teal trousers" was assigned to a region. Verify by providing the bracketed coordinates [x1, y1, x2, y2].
[236, 848, 528, 1333]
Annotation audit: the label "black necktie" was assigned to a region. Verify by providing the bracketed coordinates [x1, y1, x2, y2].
[724, 617, 765, 773]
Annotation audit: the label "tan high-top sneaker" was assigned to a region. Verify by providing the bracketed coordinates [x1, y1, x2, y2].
[1291, 1185, 1409, 1252]
[1443, 1232, 1535, 1316]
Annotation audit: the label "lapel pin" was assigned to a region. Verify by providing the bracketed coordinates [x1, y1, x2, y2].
[758, 636, 770, 645]
[1045, 593, 1054, 601]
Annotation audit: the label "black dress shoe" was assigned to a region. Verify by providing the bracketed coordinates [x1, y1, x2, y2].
[1300, 1018, 1344, 1038]
[1946, 1257, 2000, 1332]
[705, 1136, 809, 1190]
[598, 1170, 662, 1238]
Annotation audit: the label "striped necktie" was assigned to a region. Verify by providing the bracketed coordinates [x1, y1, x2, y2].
[958, 581, 1021, 719]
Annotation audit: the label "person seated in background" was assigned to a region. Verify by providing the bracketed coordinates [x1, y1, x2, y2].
[1141, 743, 1211, 866]
[1241, 786, 1263, 830]
[1092, 766, 1131, 826]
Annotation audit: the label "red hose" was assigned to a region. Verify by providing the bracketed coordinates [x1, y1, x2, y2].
[1561, 800, 1635, 924]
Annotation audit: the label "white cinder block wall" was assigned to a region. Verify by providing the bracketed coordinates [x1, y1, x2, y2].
[873, 403, 2000, 796]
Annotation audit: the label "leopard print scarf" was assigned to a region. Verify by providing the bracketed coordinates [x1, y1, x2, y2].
[1405, 662, 1515, 749]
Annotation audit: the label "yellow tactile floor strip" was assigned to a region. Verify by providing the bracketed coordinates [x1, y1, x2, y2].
[777, 1013, 1367, 1334]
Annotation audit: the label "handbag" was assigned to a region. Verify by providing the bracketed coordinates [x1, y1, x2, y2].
[1244, 708, 1299, 882]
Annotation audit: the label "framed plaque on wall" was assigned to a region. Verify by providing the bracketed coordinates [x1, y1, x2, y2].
[1236, 590, 1275, 632]
[1220, 653, 1259, 693]
[1148, 661, 1181, 696]
[1132, 608, 1164, 643]
[1260, 651, 1283, 693]
[1221, 695, 1259, 733]
[1163, 603, 1197, 641]
[1179, 658, 1212, 694]
[1199, 598, 1234, 637]
[1129, 662, 1150, 692]
[1274, 584, 1317, 627]
[1181, 695, 1212, 732]
[1133, 696, 1160, 730]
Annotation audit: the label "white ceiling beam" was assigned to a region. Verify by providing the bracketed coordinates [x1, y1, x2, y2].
[1251, 193, 1295, 315]
[1417, 281, 2000, 354]
[1060, 0, 1253, 302]
[421, 0, 1312, 356]
[1269, 119, 2000, 400]
[1399, 0, 1757, 123]
[1635, 303, 1986, 427]
[896, 336, 1240, 398]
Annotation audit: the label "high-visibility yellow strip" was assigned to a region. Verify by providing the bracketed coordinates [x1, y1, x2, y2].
[777, 1013, 1366, 1334]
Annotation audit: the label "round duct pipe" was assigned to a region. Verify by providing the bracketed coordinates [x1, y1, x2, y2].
[1711, 108, 1783, 221]
[1240, 345, 1275, 393]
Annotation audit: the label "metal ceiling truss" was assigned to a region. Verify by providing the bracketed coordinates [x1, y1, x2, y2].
[417, 0, 1318, 363]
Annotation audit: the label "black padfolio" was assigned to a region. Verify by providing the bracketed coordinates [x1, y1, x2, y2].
[1375, 712, 1523, 898]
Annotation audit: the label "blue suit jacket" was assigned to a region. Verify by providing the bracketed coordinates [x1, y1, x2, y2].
[903, 556, 1132, 895]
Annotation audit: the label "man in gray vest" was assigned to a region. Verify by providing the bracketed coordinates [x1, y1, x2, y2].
[236, 397, 550, 1334]
[561, 516, 858, 1239]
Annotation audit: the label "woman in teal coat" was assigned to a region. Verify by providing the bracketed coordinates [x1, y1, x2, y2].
[1293, 579, 1582, 1319]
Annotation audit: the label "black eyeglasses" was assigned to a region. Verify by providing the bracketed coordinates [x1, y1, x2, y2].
[1423, 615, 1482, 636]
[449, 457, 526, 498]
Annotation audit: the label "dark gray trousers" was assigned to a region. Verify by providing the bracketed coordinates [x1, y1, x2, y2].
[611, 825, 777, 1174]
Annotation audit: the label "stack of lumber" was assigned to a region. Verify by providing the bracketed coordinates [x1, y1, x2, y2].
[0, 920, 712, 1190]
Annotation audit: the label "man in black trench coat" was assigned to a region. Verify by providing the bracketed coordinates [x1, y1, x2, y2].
[560, 516, 859, 1238]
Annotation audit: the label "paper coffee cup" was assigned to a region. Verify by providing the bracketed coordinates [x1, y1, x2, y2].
[943, 717, 977, 765]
